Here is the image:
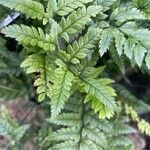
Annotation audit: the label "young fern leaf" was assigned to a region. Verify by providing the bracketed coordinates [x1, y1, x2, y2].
[21, 54, 53, 102]
[51, 66, 74, 118]
[59, 6, 102, 42]
[1, 25, 56, 51]
[0, 0, 48, 22]
[85, 95, 115, 119]
[82, 79, 116, 109]
[56, 0, 93, 16]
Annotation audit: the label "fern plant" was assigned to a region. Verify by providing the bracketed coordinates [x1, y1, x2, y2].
[0, 0, 150, 149]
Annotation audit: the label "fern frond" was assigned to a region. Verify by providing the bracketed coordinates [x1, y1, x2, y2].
[50, 127, 79, 141]
[108, 137, 133, 149]
[59, 6, 102, 41]
[99, 23, 150, 68]
[133, 0, 150, 19]
[82, 79, 116, 109]
[59, 28, 100, 64]
[114, 30, 126, 56]
[99, 28, 113, 56]
[125, 104, 150, 136]
[56, 0, 93, 16]
[120, 23, 150, 67]
[21, 54, 53, 102]
[85, 95, 115, 119]
[113, 122, 136, 136]
[82, 127, 106, 145]
[124, 38, 136, 60]
[76, 57, 105, 80]
[47, 94, 134, 150]
[49, 113, 80, 126]
[96, 0, 117, 7]
[46, 0, 57, 19]
[110, 6, 144, 22]
[51, 66, 74, 117]
[138, 119, 150, 136]
[109, 46, 125, 73]
[0, 0, 47, 22]
[145, 52, 150, 69]
[2, 24, 56, 51]
[50, 141, 77, 150]
[133, 43, 147, 67]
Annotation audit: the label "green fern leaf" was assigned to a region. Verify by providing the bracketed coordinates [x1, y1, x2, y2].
[138, 119, 150, 136]
[120, 23, 150, 48]
[99, 28, 113, 56]
[110, 46, 125, 73]
[49, 113, 80, 126]
[133, 44, 147, 67]
[110, 6, 144, 22]
[51, 67, 74, 117]
[59, 6, 102, 41]
[109, 137, 133, 148]
[46, 0, 57, 19]
[133, 0, 150, 19]
[64, 28, 100, 63]
[82, 79, 116, 109]
[79, 139, 97, 150]
[0, 0, 47, 22]
[82, 127, 106, 145]
[1, 25, 56, 51]
[120, 23, 150, 67]
[14, 124, 30, 141]
[21, 54, 53, 102]
[114, 31, 126, 56]
[124, 38, 136, 60]
[85, 95, 115, 119]
[97, 0, 117, 7]
[50, 141, 77, 150]
[145, 52, 150, 69]
[51, 127, 79, 141]
[57, 0, 93, 16]
[82, 66, 105, 81]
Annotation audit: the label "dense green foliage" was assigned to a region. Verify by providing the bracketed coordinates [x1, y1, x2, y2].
[0, 0, 150, 149]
